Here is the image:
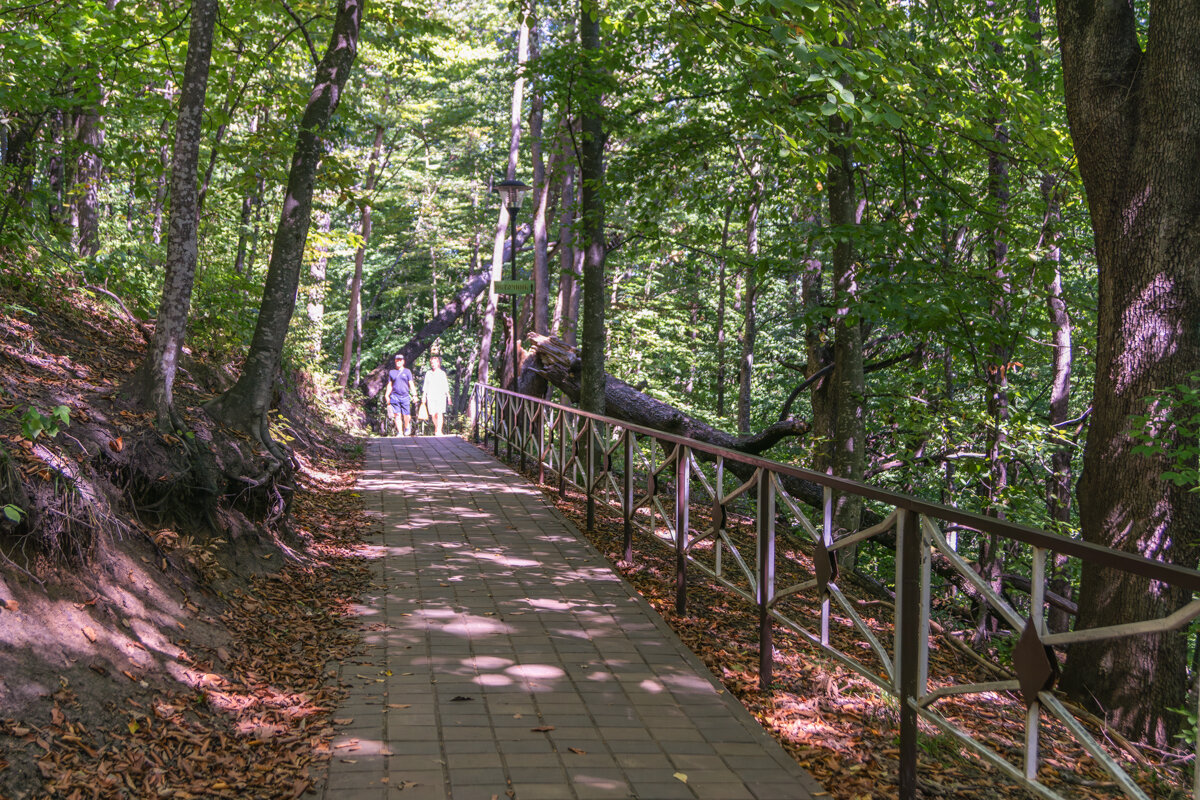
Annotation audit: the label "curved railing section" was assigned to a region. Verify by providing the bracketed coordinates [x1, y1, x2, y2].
[472, 384, 1200, 800]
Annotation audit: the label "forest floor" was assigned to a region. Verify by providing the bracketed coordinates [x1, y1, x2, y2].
[0, 259, 377, 800]
[481, 443, 1194, 800]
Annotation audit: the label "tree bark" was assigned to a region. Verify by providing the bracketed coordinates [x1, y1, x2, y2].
[73, 96, 105, 257]
[1055, 0, 1200, 746]
[578, 0, 606, 415]
[529, 20, 550, 339]
[715, 197, 733, 419]
[128, 0, 219, 432]
[473, 6, 531, 410]
[825, 120, 866, 565]
[207, 0, 364, 452]
[338, 121, 383, 389]
[977, 108, 1012, 643]
[1043, 188, 1074, 633]
[552, 120, 580, 344]
[735, 146, 762, 435]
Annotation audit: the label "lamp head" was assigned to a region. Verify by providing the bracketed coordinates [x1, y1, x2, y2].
[493, 178, 531, 213]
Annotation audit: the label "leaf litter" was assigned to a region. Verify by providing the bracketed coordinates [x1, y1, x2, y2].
[522, 455, 1189, 800]
[1, 445, 374, 799]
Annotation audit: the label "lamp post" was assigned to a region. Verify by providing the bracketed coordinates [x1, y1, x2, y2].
[493, 178, 530, 462]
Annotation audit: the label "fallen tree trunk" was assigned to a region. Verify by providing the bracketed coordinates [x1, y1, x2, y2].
[362, 227, 532, 399]
[528, 333, 1061, 633]
[529, 333, 811, 456]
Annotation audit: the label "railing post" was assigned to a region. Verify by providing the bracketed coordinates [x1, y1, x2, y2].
[675, 446, 690, 615]
[558, 412, 567, 498]
[493, 392, 500, 456]
[1026, 547, 1047, 781]
[536, 405, 545, 484]
[517, 398, 527, 472]
[507, 393, 514, 463]
[822, 486, 833, 646]
[757, 468, 775, 691]
[623, 430, 634, 562]
[897, 508, 921, 800]
[585, 418, 595, 531]
[471, 384, 480, 443]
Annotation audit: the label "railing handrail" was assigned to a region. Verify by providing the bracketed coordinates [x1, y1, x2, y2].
[481, 384, 1200, 593]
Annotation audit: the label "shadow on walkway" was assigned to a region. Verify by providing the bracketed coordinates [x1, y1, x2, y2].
[318, 435, 823, 800]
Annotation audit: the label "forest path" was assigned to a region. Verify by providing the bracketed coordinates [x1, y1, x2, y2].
[318, 434, 822, 800]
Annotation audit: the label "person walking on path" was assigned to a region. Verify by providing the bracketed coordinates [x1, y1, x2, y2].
[421, 355, 450, 436]
[387, 354, 416, 436]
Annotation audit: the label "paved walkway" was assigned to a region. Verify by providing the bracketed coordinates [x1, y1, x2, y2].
[319, 435, 822, 800]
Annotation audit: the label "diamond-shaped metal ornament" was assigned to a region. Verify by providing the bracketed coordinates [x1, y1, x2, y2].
[815, 540, 839, 595]
[1014, 619, 1059, 707]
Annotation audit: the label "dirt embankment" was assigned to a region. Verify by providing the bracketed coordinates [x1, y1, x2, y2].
[0, 266, 374, 799]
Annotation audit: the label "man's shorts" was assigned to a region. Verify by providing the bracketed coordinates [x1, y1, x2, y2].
[389, 394, 411, 415]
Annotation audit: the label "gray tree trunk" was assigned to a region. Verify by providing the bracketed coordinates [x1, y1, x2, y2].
[578, 0, 607, 415]
[207, 0, 364, 452]
[473, 6, 531, 409]
[129, 0, 220, 431]
[339, 121, 383, 389]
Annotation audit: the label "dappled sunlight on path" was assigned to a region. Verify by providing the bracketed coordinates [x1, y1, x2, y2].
[319, 435, 821, 800]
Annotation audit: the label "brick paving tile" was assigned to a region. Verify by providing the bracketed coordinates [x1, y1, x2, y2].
[316, 435, 822, 800]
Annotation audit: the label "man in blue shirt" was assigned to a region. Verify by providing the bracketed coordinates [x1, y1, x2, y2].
[387, 354, 416, 436]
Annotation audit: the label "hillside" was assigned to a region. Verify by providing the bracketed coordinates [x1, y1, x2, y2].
[0, 259, 372, 799]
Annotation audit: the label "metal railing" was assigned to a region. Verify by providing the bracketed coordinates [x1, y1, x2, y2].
[472, 383, 1200, 800]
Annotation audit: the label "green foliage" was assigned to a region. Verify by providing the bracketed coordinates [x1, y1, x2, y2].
[19, 405, 70, 442]
[1130, 374, 1200, 489]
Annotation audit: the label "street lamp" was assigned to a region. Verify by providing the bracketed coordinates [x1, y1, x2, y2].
[493, 178, 530, 464]
[493, 179, 530, 392]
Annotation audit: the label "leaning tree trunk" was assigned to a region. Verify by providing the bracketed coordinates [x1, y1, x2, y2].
[207, 0, 364, 454]
[1055, 0, 1200, 747]
[129, 0, 219, 432]
[359, 228, 532, 400]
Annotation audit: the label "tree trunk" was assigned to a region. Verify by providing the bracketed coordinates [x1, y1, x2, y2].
[73, 96, 105, 257]
[578, 0, 607, 415]
[45, 109, 66, 228]
[736, 146, 762, 435]
[338, 121, 383, 389]
[715, 197, 733, 419]
[1043, 182, 1074, 633]
[474, 7, 530, 409]
[207, 0, 364, 452]
[552, 121, 579, 343]
[128, 0, 219, 432]
[529, 20, 550, 339]
[977, 112, 1012, 643]
[300, 206, 331, 359]
[1055, 0, 1200, 746]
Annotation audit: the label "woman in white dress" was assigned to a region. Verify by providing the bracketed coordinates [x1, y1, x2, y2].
[421, 355, 451, 436]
